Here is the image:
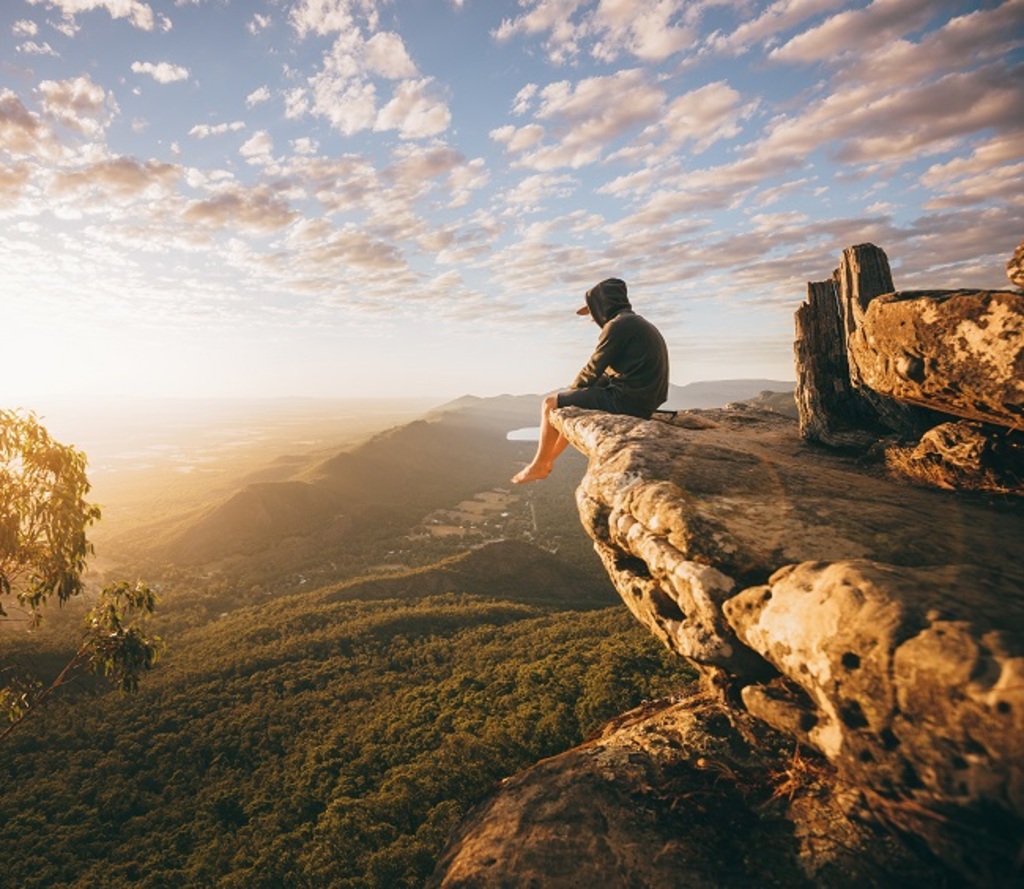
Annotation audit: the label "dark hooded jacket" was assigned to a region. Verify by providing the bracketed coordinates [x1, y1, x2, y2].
[571, 278, 669, 416]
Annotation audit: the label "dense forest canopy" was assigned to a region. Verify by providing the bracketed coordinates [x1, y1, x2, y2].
[3, 591, 688, 887]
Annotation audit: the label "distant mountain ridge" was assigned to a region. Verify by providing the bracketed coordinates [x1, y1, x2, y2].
[663, 379, 795, 410]
[154, 382, 795, 578]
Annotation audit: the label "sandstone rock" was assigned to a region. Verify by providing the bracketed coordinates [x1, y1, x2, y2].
[1008, 239, 1024, 289]
[884, 420, 1024, 495]
[795, 244, 944, 445]
[553, 406, 1021, 614]
[429, 693, 949, 888]
[547, 406, 1024, 881]
[723, 561, 1024, 811]
[849, 289, 1024, 432]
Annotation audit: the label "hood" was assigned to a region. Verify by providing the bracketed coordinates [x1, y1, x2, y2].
[584, 278, 632, 327]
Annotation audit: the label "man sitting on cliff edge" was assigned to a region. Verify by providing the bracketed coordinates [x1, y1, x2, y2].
[512, 277, 670, 484]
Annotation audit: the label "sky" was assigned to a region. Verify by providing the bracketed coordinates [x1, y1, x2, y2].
[1, 0, 1022, 403]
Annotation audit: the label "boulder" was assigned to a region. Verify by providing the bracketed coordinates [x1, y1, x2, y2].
[430, 693, 950, 888]
[884, 420, 1024, 495]
[849, 290, 1024, 432]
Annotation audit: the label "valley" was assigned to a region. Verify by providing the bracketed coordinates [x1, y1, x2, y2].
[1, 383, 792, 887]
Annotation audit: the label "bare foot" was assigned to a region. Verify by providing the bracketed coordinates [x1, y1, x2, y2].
[511, 463, 552, 484]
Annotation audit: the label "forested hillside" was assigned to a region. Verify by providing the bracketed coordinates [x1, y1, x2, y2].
[2, 579, 688, 887]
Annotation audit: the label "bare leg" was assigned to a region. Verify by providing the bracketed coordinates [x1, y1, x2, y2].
[512, 394, 568, 484]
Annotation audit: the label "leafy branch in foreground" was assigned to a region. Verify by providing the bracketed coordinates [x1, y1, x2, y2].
[0, 581, 161, 741]
[1, 409, 161, 737]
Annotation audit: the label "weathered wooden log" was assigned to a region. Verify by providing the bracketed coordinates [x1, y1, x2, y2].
[850, 289, 1024, 432]
[835, 244, 894, 388]
[793, 279, 879, 447]
[1008, 238, 1024, 289]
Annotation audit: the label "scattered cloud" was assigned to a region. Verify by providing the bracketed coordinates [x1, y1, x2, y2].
[189, 121, 246, 139]
[375, 78, 450, 139]
[182, 183, 298, 232]
[2, 0, 1020, 399]
[246, 86, 271, 106]
[131, 61, 190, 83]
[492, 68, 663, 169]
[17, 41, 58, 56]
[239, 130, 274, 166]
[248, 13, 271, 35]
[37, 75, 114, 137]
[27, 0, 157, 31]
[494, 0, 694, 64]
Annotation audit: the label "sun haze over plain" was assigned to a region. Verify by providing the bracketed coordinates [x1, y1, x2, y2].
[1, 0, 1020, 403]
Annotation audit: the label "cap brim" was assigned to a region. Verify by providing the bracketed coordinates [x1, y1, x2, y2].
[576, 305, 590, 315]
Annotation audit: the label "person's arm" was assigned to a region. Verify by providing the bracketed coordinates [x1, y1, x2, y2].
[570, 321, 620, 389]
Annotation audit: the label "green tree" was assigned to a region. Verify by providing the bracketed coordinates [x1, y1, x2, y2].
[0, 408, 160, 735]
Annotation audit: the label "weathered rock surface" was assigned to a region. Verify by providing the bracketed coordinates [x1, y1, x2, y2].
[884, 420, 1024, 494]
[432, 406, 1024, 886]
[430, 692, 950, 888]
[849, 289, 1024, 431]
[795, 243, 1024, 495]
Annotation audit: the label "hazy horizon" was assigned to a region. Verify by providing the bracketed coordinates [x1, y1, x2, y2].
[2, 1, 1018, 404]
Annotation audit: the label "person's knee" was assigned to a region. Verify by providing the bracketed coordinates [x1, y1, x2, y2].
[542, 393, 560, 413]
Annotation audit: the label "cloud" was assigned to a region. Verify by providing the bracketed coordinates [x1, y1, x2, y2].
[37, 75, 114, 137]
[494, 0, 694, 64]
[246, 86, 271, 106]
[920, 134, 1024, 211]
[0, 164, 32, 210]
[131, 61, 190, 83]
[182, 183, 298, 233]
[13, 20, 39, 37]
[49, 156, 179, 202]
[239, 130, 274, 165]
[447, 157, 489, 209]
[501, 172, 578, 212]
[590, 0, 695, 62]
[248, 13, 271, 35]
[757, 63, 1024, 167]
[364, 31, 416, 78]
[375, 78, 450, 139]
[769, 0, 940, 64]
[290, 25, 450, 140]
[656, 80, 754, 154]
[27, 0, 156, 31]
[189, 121, 246, 139]
[491, 69, 663, 170]
[17, 41, 58, 56]
[706, 0, 845, 56]
[0, 90, 47, 156]
[289, 0, 378, 37]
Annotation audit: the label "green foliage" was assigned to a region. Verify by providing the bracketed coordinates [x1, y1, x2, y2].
[0, 410, 159, 734]
[84, 581, 162, 692]
[0, 592, 691, 887]
[0, 408, 101, 621]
